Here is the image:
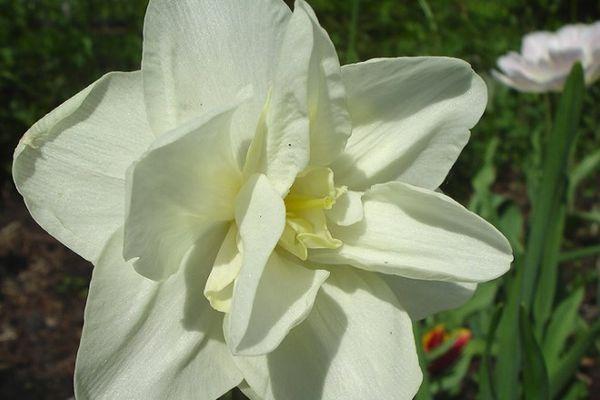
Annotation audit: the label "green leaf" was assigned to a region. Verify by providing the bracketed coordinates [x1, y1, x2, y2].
[559, 244, 600, 263]
[569, 210, 600, 224]
[550, 319, 600, 398]
[533, 202, 566, 332]
[519, 306, 550, 400]
[543, 288, 584, 373]
[562, 381, 588, 400]
[478, 305, 502, 400]
[494, 269, 522, 400]
[521, 63, 585, 310]
[345, 0, 360, 63]
[568, 148, 600, 207]
[469, 137, 500, 221]
[497, 203, 524, 254]
[438, 352, 473, 396]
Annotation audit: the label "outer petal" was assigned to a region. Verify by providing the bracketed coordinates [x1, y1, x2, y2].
[124, 101, 244, 281]
[234, 268, 422, 400]
[384, 276, 476, 320]
[242, 5, 313, 195]
[491, 68, 553, 93]
[243, 1, 351, 194]
[495, 52, 566, 91]
[225, 250, 329, 356]
[13, 71, 153, 263]
[331, 57, 487, 191]
[75, 227, 243, 400]
[310, 182, 513, 282]
[299, 0, 351, 166]
[227, 174, 285, 354]
[142, 0, 290, 152]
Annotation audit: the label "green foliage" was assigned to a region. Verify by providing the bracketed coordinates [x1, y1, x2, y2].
[0, 0, 147, 178]
[519, 306, 550, 400]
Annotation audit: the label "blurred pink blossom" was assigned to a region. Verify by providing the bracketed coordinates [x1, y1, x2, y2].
[493, 21, 600, 92]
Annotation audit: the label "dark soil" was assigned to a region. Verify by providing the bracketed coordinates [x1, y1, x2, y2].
[0, 183, 91, 400]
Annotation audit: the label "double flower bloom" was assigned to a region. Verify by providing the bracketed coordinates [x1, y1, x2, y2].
[13, 1, 512, 399]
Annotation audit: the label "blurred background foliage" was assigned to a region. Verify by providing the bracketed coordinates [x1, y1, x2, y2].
[0, 0, 599, 399]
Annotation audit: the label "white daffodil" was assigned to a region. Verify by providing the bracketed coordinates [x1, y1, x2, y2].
[493, 21, 600, 92]
[13, 1, 512, 399]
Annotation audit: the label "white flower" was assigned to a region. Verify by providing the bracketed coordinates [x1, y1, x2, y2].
[493, 21, 600, 92]
[12, 1, 512, 399]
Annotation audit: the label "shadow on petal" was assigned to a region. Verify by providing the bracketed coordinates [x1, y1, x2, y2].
[267, 289, 347, 400]
[182, 222, 229, 335]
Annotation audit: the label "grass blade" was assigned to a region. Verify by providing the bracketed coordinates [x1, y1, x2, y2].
[494, 269, 521, 400]
[559, 244, 600, 263]
[568, 148, 600, 206]
[519, 306, 550, 400]
[542, 288, 584, 373]
[550, 319, 600, 398]
[478, 305, 503, 400]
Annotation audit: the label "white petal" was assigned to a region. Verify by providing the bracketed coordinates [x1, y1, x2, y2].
[142, 0, 291, 160]
[298, 0, 351, 166]
[225, 250, 329, 356]
[13, 72, 153, 263]
[242, 5, 314, 195]
[75, 227, 243, 400]
[384, 276, 476, 320]
[310, 182, 513, 282]
[332, 57, 487, 191]
[326, 190, 364, 226]
[234, 268, 422, 400]
[227, 174, 286, 353]
[124, 101, 244, 281]
[491, 69, 551, 93]
[521, 31, 554, 62]
[496, 52, 566, 88]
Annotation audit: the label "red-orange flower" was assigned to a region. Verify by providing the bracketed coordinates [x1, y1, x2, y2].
[423, 325, 472, 374]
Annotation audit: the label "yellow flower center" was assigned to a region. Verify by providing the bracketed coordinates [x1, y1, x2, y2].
[278, 166, 344, 260]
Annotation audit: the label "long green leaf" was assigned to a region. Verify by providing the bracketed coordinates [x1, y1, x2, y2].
[562, 381, 588, 400]
[520, 306, 550, 400]
[494, 268, 521, 400]
[345, 0, 360, 63]
[497, 203, 525, 255]
[478, 305, 503, 400]
[533, 202, 566, 332]
[469, 137, 500, 220]
[568, 148, 600, 206]
[569, 210, 600, 224]
[559, 244, 600, 263]
[521, 63, 585, 310]
[550, 319, 600, 398]
[542, 288, 584, 373]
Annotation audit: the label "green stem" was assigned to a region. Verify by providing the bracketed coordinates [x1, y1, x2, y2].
[346, 0, 360, 63]
[558, 245, 600, 263]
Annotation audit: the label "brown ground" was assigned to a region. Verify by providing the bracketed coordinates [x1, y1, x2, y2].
[0, 183, 90, 400]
